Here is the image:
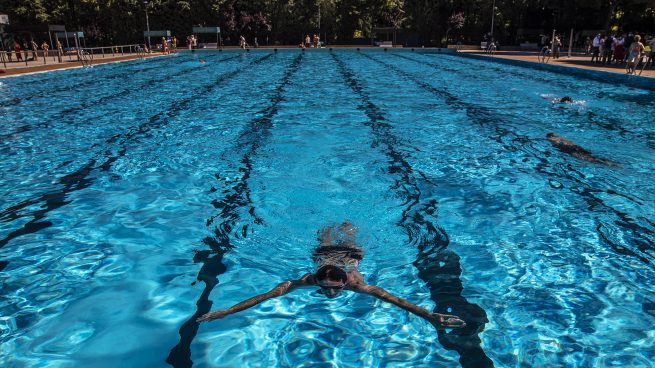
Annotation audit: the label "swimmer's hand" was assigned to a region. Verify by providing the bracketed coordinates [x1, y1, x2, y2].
[197, 310, 228, 323]
[429, 313, 466, 330]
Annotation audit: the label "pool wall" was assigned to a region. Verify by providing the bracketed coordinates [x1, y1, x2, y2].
[178, 47, 457, 54]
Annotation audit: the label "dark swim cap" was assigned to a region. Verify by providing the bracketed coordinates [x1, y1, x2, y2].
[315, 265, 347, 283]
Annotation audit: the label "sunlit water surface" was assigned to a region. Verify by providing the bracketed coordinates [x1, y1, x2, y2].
[1, 50, 654, 367]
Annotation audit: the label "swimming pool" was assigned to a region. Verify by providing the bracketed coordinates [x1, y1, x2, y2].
[1, 49, 654, 367]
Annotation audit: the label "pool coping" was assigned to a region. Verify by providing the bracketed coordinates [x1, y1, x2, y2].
[450, 52, 655, 92]
[177, 47, 457, 53]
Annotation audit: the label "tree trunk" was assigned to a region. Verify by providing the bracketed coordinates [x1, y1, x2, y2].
[67, 0, 78, 29]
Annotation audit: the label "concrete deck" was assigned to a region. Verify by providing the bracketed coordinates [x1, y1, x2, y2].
[459, 50, 655, 78]
[0, 53, 163, 77]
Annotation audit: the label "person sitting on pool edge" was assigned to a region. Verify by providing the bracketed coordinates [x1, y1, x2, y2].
[547, 132, 616, 166]
[197, 221, 467, 330]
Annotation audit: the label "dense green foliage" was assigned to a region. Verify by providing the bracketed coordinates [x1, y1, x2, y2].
[1, 0, 654, 46]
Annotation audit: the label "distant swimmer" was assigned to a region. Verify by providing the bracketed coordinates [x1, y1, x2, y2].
[542, 94, 578, 105]
[197, 221, 466, 330]
[543, 95, 587, 109]
[199, 59, 206, 63]
[546, 133, 616, 166]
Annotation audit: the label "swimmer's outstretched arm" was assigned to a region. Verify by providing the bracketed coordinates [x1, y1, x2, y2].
[351, 284, 466, 330]
[197, 273, 315, 323]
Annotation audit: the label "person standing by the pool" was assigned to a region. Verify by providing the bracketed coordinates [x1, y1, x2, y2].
[56, 40, 63, 63]
[553, 35, 562, 59]
[197, 221, 467, 330]
[584, 37, 592, 55]
[4, 39, 12, 62]
[41, 41, 49, 61]
[591, 34, 601, 63]
[22, 41, 30, 61]
[161, 37, 168, 54]
[13, 40, 22, 61]
[647, 36, 655, 67]
[626, 35, 645, 75]
[623, 32, 635, 63]
[602, 34, 614, 64]
[30, 39, 39, 61]
[538, 38, 551, 63]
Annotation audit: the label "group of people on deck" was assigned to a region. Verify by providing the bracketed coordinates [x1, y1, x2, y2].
[538, 34, 562, 63]
[587, 32, 654, 73]
[538, 32, 653, 74]
[238, 35, 256, 49]
[298, 34, 321, 48]
[3, 39, 64, 63]
[159, 36, 177, 54]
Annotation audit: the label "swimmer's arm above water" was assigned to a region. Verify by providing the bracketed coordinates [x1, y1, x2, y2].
[197, 273, 315, 323]
[351, 284, 466, 330]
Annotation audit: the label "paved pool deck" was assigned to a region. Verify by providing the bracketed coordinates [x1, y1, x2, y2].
[0, 53, 163, 78]
[459, 50, 655, 78]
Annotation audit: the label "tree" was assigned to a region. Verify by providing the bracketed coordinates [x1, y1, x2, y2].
[0, 0, 651, 46]
[445, 11, 464, 44]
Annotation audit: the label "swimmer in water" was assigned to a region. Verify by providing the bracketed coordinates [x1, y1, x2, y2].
[543, 95, 575, 104]
[547, 133, 616, 166]
[197, 221, 467, 330]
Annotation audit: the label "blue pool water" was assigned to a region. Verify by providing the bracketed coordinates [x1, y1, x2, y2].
[1, 50, 654, 367]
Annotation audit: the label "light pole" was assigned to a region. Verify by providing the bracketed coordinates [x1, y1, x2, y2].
[317, 1, 322, 44]
[490, 0, 496, 40]
[144, 1, 151, 49]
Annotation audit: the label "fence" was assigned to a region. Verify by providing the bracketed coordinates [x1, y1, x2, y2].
[1, 44, 147, 69]
[82, 44, 146, 59]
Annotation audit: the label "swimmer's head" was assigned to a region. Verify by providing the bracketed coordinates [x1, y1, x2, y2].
[547, 132, 557, 139]
[560, 96, 572, 103]
[315, 265, 347, 298]
[339, 220, 356, 235]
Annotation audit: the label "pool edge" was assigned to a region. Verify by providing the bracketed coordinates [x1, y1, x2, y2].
[451, 52, 655, 92]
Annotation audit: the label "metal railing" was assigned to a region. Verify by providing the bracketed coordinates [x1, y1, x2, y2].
[0, 50, 32, 67]
[81, 44, 146, 59]
[0, 44, 149, 69]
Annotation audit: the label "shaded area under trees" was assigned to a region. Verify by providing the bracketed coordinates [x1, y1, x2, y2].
[1, 1, 652, 48]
